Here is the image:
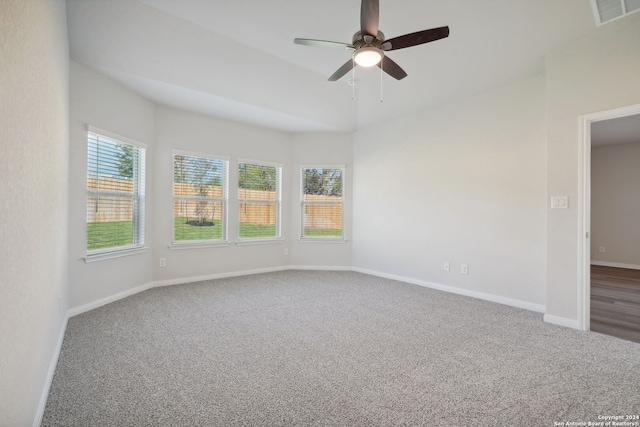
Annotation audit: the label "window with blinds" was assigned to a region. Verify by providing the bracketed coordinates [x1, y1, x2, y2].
[591, 0, 640, 25]
[301, 167, 344, 239]
[173, 152, 228, 243]
[238, 161, 281, 240]
[86, 131, 145, 255]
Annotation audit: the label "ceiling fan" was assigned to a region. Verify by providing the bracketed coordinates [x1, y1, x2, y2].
[294, 0, 449, 81]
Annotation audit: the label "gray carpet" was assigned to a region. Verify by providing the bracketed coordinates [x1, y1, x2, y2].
[43, 270, 640, 426]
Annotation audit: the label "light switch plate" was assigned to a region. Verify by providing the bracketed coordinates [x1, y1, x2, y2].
[551, 196, 569, 209]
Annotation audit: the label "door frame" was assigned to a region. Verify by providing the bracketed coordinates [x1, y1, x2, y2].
[578, 103, 640, 331]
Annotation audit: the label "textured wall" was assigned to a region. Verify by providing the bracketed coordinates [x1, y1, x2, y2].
[68, 64, 355, 310]
[352, 76, 548, 307]
[68, 61, 155, 309]
[152, 105, 294, 281]
[591, 142, 640, 267]
[545, 13, 640, 323]
[0, 0, 69, 425]
[290, 132, 353, 268]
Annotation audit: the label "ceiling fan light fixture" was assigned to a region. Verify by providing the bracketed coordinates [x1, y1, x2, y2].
[354, 46, 383, 67]
[294, 0, 450, 81]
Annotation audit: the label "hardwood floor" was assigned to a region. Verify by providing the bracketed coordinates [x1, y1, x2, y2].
[590, 265, 640, 344]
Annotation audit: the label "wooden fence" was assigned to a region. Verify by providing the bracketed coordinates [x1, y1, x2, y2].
[174, 182, 224, 221]
[87, 177, 342, 229]
[87, 177, 133, 223]
[302, 194, 343, 230]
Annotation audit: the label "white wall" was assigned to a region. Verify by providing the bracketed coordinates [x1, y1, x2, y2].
[545, 14, 640, 323]
[591, 142, 640, 268]
[290, 132, 353, 268]
[68, 61, 155, 308]
[0, 0, 69, 425]
[352, 76, 548, 307]
[152, 106, 293, 281]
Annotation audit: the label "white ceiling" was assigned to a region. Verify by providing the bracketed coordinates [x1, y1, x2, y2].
[67, 0, 601, 133]
[592, 114, 640, 146]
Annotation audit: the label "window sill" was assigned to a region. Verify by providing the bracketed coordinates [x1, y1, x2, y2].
[235, 238, 284, 246]
[84, 246, 148, 263]
[169, 241, 230, 250]
[298, 238, 348, 244]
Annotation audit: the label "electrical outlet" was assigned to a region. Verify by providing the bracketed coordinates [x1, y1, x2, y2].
[284, 248, 289, 256]
[599, 246, 605, 253]
[461, 264, 469, 275]
[443, 261, 450, 272]
[159, 258, 166, 267]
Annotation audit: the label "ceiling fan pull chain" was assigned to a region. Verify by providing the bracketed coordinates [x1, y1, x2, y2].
[380, 59, 383, 103]
[352, 55, 356, 100]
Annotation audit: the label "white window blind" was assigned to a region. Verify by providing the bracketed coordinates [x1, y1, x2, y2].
[591, 0, 640, 25]
[238, 161, 281, 240]
[86, 132, 145, 254]
[301, 167, 344, 239]
[173, 153, 228, 243]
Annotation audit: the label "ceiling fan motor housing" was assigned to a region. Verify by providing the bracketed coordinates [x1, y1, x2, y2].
[352, 30, 385, 49]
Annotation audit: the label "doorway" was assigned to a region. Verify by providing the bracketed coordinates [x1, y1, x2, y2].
[578, 103, 640, 340]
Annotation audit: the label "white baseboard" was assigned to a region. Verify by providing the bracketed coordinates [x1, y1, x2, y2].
[70, 266, 305, 317]
[289, 265, 352, 271]
[352, 267, 546, 313]
[153, 265, 291, 288]
[67, 265, 554, 322]
[69, 265, 355, 317]
[543, 314, 580, 330]
[33, 313, 69, 427]
[68, 282, 154, 317]
[67, 263, 558, 323]
[590, 260, 640, 271]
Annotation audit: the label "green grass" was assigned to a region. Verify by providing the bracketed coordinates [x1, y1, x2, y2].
[303, 228, 343, 237]
[174, 217, 222, 241]
[88, 219, 342, 250]
[174, 217, 279, 241]
[239, 223, 276, 239]
[87, 221, 133, 251]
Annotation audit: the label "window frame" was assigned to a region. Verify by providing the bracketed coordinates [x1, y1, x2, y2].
[300, 165, 346, 242]
[237, 159, 283, 243]
[85, 126, 147, 262]
[170, 150, 229, 249]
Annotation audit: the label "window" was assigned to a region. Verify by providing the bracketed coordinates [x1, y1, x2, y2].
[238, 161, 282, 240]
[173, 152, 228, 244]
[301, 167, 344, 239]
[86, 130, 145, 257]
[591, 0, 640, 26]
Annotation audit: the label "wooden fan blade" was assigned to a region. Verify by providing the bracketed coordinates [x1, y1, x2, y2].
[377, 56, 407, 80]
[383, 26, 449, 51]
[294, 38, 354, 50]
[360, 0, 379, 37]
[328, 59, 355, 81]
